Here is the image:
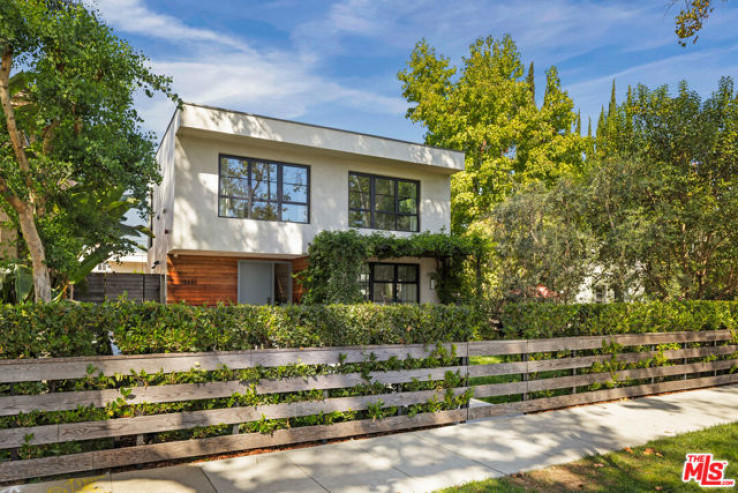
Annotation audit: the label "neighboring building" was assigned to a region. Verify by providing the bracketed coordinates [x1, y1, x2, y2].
[149, 103, 464, 306]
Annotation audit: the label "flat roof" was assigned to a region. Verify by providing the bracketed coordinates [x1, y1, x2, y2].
[173, 102, 465, 173]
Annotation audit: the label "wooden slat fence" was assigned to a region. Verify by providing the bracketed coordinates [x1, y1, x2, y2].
[0, 330, 736, 483]
[467, 329, 738, 420]
[73, 273, 163, 303]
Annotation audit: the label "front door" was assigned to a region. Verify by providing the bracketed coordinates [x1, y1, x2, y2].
[238, 261, 274, 305]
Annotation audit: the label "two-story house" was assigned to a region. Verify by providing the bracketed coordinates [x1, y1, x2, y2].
[149, 103, 464, 306]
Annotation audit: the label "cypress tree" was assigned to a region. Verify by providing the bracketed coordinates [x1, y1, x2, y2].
[608, 79, 617, 116]
[596, 105, 607, 155]
[527, 61, 535, 106]
[575, 110, 582, 135]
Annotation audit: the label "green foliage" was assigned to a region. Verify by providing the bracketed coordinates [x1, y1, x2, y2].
[589, 78, 738, 300]
[0, 0, 177, 301]
[674, 0, 723, 45]
[398, 34, 585, 233]
[300, 229, 490, 304]
[487, 179, 596, 302]
[491, 77, 738, 302]
[0, 301, 489, 358]
[0, 262, 32, 303]
[500, 300, 738, 339]
[0, 302, 112, 358]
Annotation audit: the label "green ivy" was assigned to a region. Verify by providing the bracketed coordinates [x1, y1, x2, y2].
[299, 229, 490, 304]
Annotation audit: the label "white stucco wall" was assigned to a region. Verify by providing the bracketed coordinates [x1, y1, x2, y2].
[149, 112, 179, 274]
[179, 103, 465, 173]
[168, 131, 454, 256]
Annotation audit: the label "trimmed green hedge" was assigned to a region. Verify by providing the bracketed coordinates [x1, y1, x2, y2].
[0, 302, 490, 358]
[2, 300, 736, 359]
[500, 301, 738, 339]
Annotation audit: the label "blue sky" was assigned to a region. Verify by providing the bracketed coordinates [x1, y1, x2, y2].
[91, 0, 738, 143]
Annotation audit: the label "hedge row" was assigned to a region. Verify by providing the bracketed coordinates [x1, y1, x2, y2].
[500, 301, 738, 339]
[0, 302, 491, 358]
[2, 301, 737, 359]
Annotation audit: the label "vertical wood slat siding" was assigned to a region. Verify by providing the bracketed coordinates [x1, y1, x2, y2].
[74, 273, 163, 303]
[166, 254, 308, 305]
[292, 256, 309, 303]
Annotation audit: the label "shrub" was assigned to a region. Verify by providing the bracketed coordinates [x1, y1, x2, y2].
[0, 302, 490, 357]
[2, 300, 736, 359]
[499, 301, 738, 339]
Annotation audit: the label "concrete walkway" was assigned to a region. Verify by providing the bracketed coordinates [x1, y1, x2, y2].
[16, 385, 738, 493]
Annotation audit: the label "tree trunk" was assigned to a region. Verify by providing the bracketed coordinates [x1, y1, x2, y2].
[0, 47, 52, 302]
[16, 202, 52, 302]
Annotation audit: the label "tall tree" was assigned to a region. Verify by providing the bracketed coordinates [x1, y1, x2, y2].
[398, 35, 584, 232]
[490, 179, 595, 302]
[526, 61, 536, 107]
[0, 0, 176, 301]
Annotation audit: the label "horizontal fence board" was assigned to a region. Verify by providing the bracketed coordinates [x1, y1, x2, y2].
[468, 373, 738, 420]
[468, 330, 733, 357]
[469, 361, 528, 378]
[0, 330, 734, 482]
[0, 365, 467, 416]
[0, 343, 466, 383]
[469, 344, 738, 377]
[473, 359, 737, 398]
[0, 388, 468, 448]
[468, 340, 528, 356]
[0, 409, 466, 482]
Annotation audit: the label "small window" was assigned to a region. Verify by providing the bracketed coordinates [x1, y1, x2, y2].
[594, 285, 605, 303]
[349, 173, 419, 232]
[362, 262, 419, 304]
[219, 155, 309, 224]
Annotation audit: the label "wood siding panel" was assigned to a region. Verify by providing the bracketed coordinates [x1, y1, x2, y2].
[167, 254, 309, 306]
[292, 256, 309, 303]
[167, 255, 239, 305]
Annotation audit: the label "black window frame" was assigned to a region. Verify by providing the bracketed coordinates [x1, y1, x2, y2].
[218, 154, 310, 224]
[360, 262, 420, 304]
[348, 172, 420, 232]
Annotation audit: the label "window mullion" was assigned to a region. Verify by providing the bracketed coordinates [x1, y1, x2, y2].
[247, 160, 253, 219]
[370, 176, 376, 228]
[277, 164, 283, 221]
[394, 179, 399, 231]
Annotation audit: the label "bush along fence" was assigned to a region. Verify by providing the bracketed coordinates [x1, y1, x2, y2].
[1, 330, 737, 483]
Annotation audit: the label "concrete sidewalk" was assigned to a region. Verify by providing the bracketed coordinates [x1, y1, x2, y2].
[17, 385, 738, 493]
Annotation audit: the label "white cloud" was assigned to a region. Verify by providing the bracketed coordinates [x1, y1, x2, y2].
[89, 0, 407, 136]
[91, 0, 248, 51]
[91, 0, 738, 142]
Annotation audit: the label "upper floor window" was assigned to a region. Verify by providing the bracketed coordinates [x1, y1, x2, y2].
[219, 155, 309, 224]
[349, 172, 419, 232]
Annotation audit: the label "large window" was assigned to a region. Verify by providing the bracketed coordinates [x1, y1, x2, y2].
[349, 172, 419, 232]
[219, 155, 309, 223]
[359, 262, 419, 304]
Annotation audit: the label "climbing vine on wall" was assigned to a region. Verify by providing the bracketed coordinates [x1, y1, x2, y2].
[299, 230, 490, 304]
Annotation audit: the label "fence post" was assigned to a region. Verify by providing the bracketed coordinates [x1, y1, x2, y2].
[522, 341, 529, 403]
[684, 342, 688, 380]
[571, 350, 578, 394]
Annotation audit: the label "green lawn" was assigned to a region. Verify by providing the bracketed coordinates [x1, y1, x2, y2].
[437, 421, 738, 492]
